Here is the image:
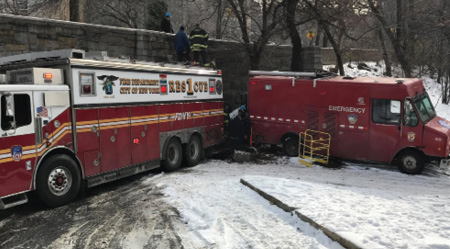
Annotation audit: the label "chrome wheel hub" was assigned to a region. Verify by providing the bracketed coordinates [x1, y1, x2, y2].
[48, 166, 72, 196]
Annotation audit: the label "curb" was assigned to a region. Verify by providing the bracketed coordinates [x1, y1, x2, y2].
[240, 178, 361, 249]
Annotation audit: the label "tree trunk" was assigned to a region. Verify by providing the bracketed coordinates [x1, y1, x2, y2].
[70, 0, 86, 22]
[378, 28, 392, 76]
[215, 0, 223, 39]
[321, 21, 344, 76]
[286, 0, 302, 71]
[368, 0, 412, 77]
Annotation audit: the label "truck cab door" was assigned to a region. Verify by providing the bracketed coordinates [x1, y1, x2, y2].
[400, 98, 423, 151]
[369, 99, 402, 163]
[0, 92, 37, 198]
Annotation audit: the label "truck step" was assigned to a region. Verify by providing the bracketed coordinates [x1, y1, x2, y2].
[0, 193, 28, 209]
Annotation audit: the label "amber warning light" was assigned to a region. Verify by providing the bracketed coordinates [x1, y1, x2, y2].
[44, 73, 53, 80]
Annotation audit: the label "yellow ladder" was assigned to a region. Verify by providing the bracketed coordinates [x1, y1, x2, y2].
[298, 129, 331, 167]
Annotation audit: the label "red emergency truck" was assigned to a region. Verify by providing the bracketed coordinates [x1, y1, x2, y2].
[0, 49, 223, 209]
[248, 70, 450, 174]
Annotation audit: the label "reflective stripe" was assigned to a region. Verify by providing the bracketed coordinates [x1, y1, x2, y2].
[190, 34, 208, 39]
[191, 44, 208, 49]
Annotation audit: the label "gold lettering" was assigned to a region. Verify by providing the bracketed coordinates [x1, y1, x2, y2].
[120, 87, 131, 94]
[194, 81, 199, 92]
[176, 80, 181, 92]
[120, 78, 131, 85]
[169, 81, 175, 92]
[139, 87, 148, 94]
[187, 78, 194, 94]
[204, 81, 208, 92]
[181, 81, 186, 92]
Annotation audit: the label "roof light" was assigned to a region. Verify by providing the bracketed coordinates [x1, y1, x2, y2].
[44, 73, 53, 79]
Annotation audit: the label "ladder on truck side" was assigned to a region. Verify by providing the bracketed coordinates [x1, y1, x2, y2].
[298, 129, 331, 167]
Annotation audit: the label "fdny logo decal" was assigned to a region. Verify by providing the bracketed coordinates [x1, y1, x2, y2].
[407, 132, 416, 142]
[98, 75, 119, 96]
[357, 97, 366, 105]
[11, 145, 23, 162]
[348, 114, 358, 125]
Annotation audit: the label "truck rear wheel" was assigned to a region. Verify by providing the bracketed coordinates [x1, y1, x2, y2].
[283, 136, 299, 157]
[162, 138, 183, 172]
[397, 150, 425, 174]
[185, 135, 203, 167]
[36, 155, 81, 208]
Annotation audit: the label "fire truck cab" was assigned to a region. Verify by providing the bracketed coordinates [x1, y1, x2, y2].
[0, 50, 223, 209]
[248, 70, 450, 174]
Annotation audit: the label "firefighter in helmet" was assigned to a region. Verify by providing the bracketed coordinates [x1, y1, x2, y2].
[189, 23, 209, 67]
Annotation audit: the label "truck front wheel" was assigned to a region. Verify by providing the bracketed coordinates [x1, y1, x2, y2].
[397, 150, 425, 174]
[36, 155, 81, 208]
[283, 136, 299, 157]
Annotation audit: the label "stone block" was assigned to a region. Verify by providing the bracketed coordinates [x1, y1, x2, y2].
[58, 36, 78, 47]
[5, 44, 28, 51]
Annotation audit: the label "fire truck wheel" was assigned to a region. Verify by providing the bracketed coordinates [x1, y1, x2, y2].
[185, 135, 203, 167]
[36, 155, 81, 208]
[283, 136, 299, 157]
[162, 138, 183, 172]
[397, 150, 425, 174]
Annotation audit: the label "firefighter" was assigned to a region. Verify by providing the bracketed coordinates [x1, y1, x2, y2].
[228, 107, 248, 150]
[189, 23, 209, 67]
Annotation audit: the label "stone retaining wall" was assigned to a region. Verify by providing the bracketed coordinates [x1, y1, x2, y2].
[0, 14, 381, 108]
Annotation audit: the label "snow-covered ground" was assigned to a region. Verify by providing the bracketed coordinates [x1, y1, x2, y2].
[141, 63, 450, 249]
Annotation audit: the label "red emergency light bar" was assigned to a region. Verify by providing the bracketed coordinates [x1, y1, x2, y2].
[44, 73, 53, 79]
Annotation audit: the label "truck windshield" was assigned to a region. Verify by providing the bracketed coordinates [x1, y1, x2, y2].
[413, 92, 436, 123]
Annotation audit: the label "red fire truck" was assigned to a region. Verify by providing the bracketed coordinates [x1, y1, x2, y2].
[248, 70, 450, 174]
[0, 50, 223, 209]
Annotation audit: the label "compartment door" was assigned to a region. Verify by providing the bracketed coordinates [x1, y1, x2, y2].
[99, 107, 131, 173]
[130, 105, 159, 164]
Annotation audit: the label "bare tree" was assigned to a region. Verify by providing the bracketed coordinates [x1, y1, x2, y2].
[226, 0, 284, 69]
[284, 0, 302, 71]
[367, 0, 413, 77]
[86, 0, 149, 29]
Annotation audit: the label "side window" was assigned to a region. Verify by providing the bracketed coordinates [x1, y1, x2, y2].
[404, 99, 419, 127]
[1, 94, 32, 130]
[372, 99, 401, 125]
